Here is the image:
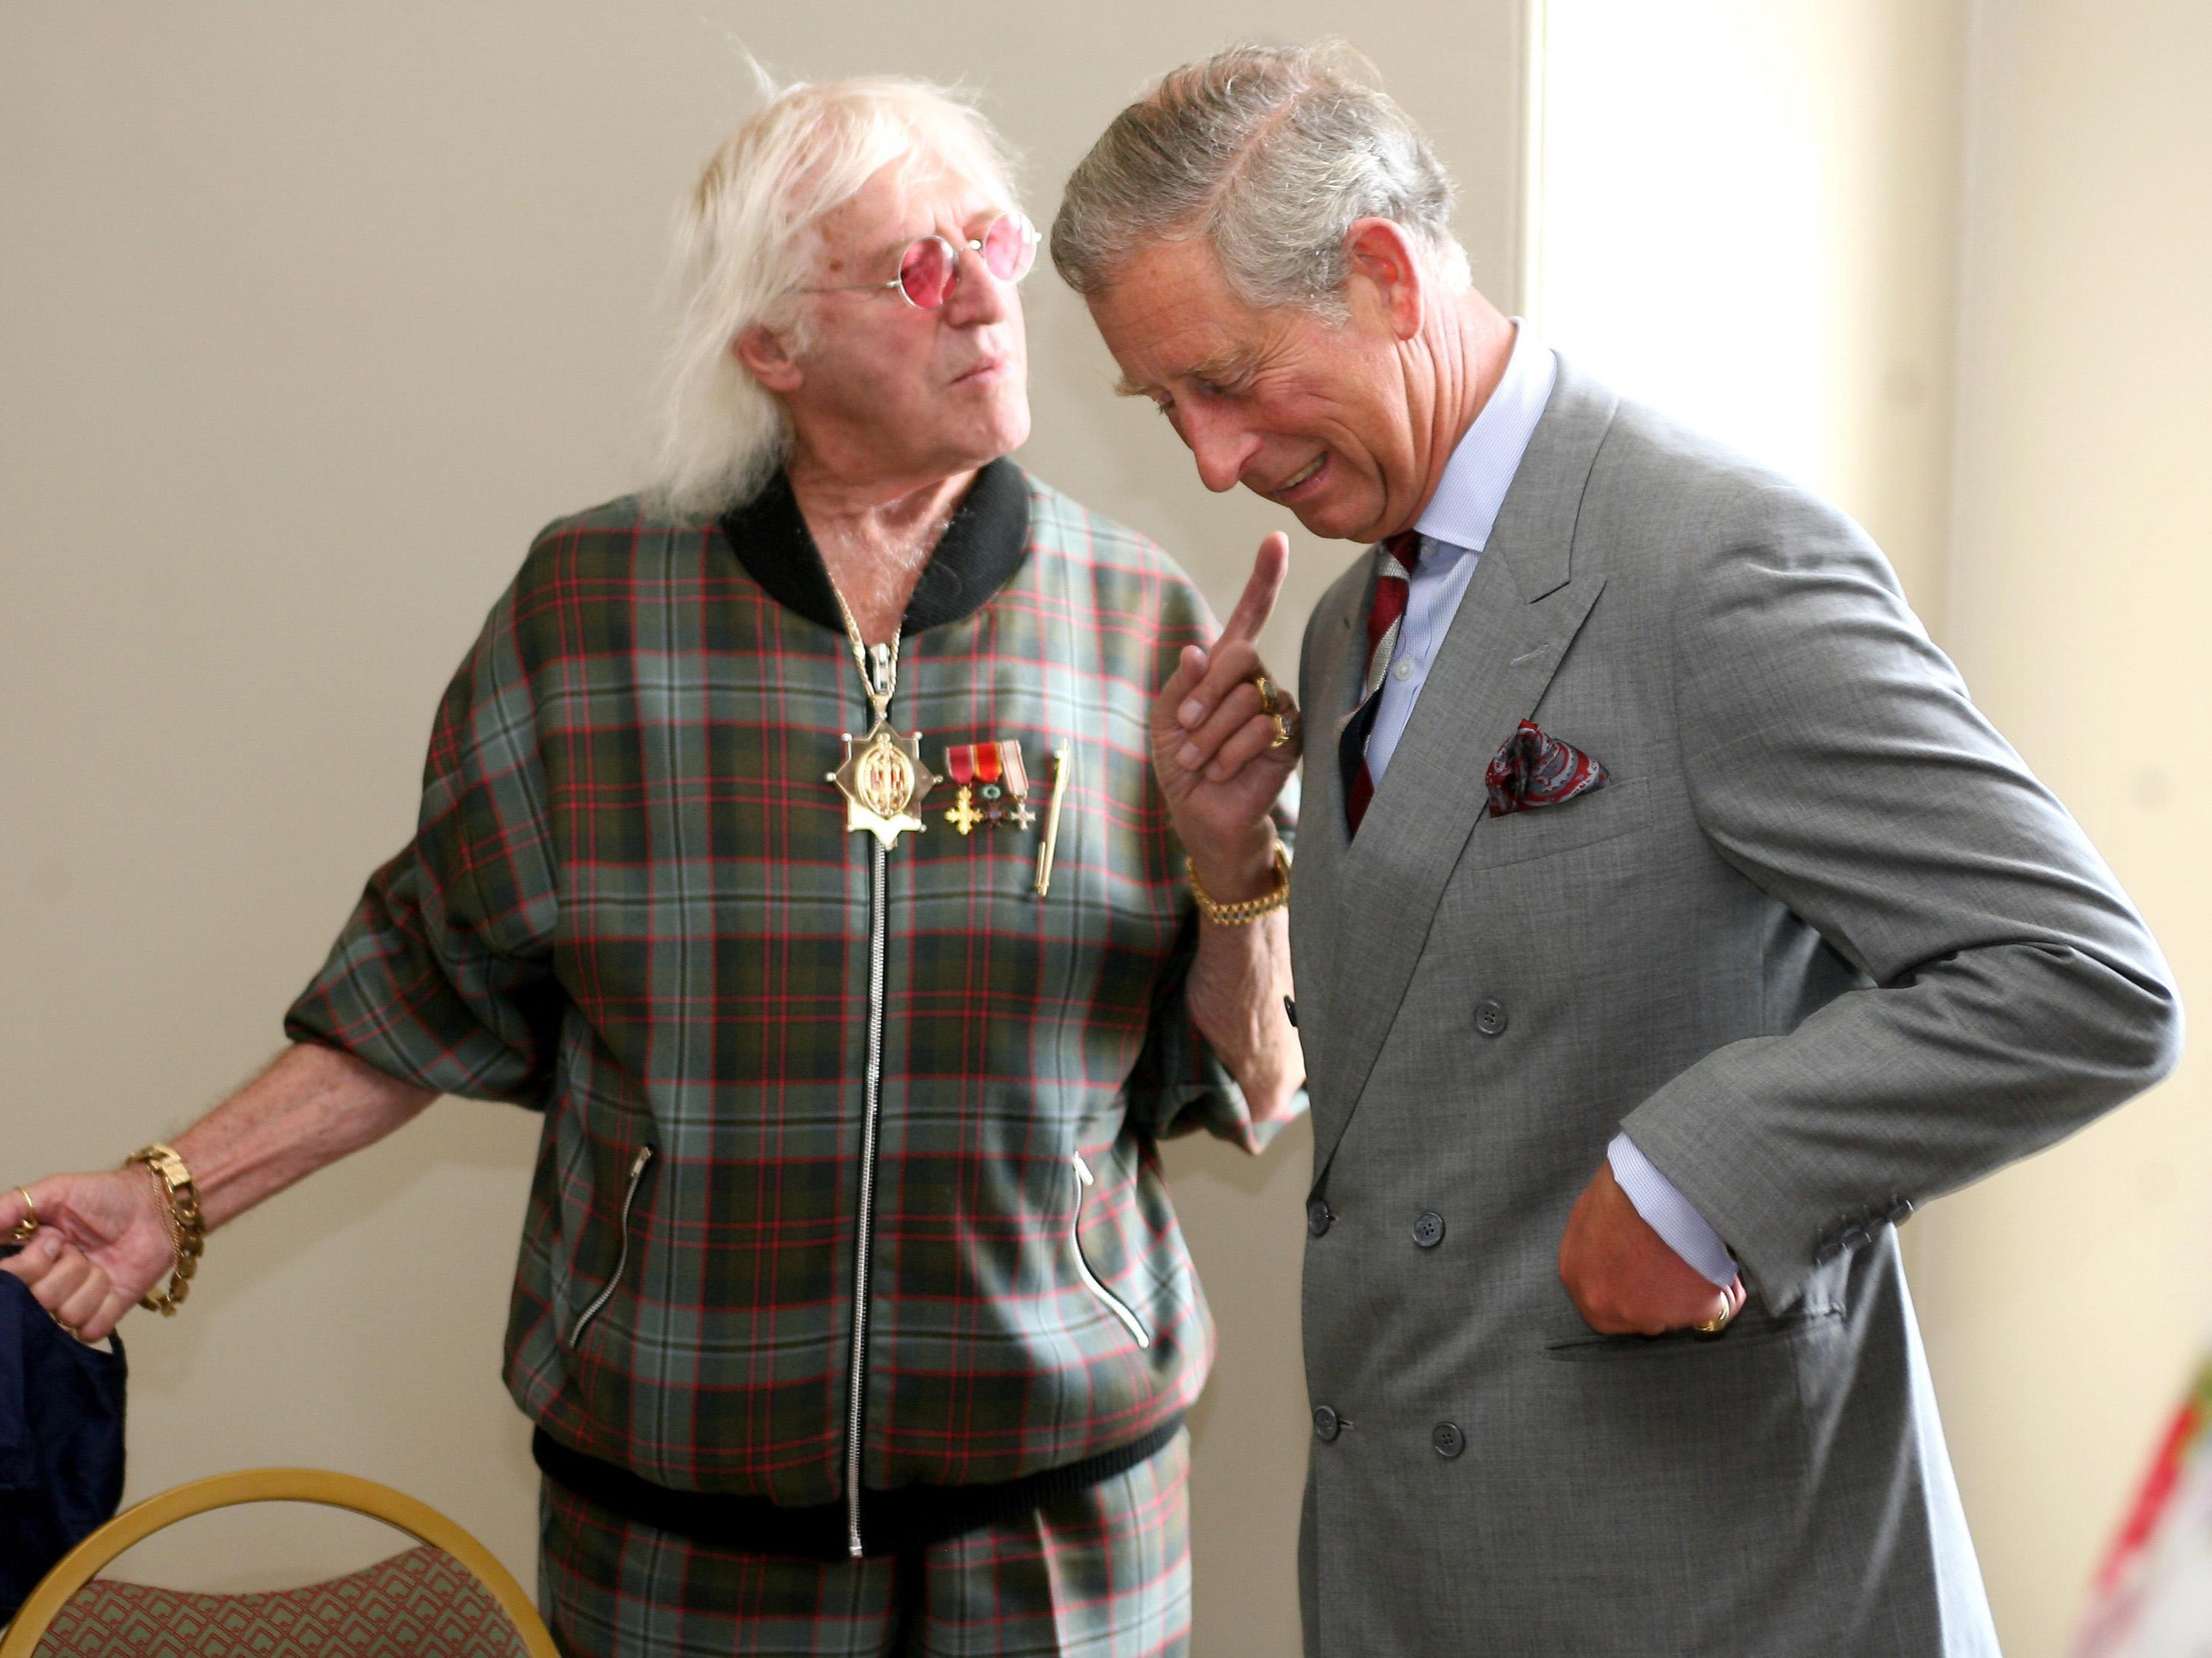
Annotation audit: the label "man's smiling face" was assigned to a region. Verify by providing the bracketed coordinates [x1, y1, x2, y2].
[1084, 235, 1425, 544]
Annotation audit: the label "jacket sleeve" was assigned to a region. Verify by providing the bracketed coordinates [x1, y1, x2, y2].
[1618, 482, 2181, 1296]
[285, 575, 562, 1105]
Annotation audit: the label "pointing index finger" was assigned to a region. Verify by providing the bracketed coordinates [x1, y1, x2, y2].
[1219, 533, 1289, 647]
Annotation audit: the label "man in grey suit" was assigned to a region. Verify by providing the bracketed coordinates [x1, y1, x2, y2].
[1053, 42, 2183, 1656]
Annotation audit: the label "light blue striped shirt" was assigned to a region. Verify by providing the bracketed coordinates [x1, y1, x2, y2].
[1363, 322, 1557, 783]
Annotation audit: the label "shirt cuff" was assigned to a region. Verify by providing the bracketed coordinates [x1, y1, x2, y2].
[1607, 1132, 1737, 1288]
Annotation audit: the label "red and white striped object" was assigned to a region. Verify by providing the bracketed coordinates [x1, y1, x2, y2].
[2076, 1355, 2212, 1656]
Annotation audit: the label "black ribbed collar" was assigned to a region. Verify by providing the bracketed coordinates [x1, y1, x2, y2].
[715, 458, 1032, 635]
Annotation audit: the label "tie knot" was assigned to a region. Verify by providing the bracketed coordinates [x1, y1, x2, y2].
[1383, 530, 1422, 572]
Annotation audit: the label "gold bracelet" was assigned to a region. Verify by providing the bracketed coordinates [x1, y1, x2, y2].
[125, 1143, 204, 1316]
[1186, 843, 1291, 925]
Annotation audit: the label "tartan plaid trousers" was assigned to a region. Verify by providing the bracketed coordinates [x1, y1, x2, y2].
[286, 465, 1291, 1514]
[539, 1427, 1192, 1656]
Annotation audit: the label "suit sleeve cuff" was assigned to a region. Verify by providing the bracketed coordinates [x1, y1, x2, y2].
[1607, 1132, 1738, 1288]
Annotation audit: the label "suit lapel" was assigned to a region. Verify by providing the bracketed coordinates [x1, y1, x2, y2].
[1307, 571, 1368, 867]
[1306, 361, 1620, 1188]
[1286, 564, 1370, 1090]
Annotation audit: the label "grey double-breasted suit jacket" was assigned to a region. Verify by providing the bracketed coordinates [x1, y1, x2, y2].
[1288, 359, 2180, 1655]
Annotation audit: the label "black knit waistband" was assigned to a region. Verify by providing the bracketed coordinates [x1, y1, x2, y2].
[532, 1416, 1184, 1561]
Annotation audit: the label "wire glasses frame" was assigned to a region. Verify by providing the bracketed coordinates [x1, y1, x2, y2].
[805, 211, 1039, 310]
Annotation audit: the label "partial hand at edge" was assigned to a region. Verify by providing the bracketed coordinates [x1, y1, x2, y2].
[0, 1170, 174, 1344]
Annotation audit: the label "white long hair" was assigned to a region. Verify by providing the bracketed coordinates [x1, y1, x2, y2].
[644, 75, 1020, 523]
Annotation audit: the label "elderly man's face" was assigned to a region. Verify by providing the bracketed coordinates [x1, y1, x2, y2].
[781, 158, 1031, 485]
[1079, 235, 1424, 542]
[1086, 237, 1421, 544]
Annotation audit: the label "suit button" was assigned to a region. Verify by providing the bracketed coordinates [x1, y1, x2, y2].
[1307, 1199, 1334, 1237]
[1884, 1196, 1914, 1226]
[1411, 1211, 1445, 1249]
[1313, 1407, 1341, 1442]
[1840, 1223, 1872, 1252]
[1475, 998, 1508, 1037]
[1432, 1422, 1466, 1459]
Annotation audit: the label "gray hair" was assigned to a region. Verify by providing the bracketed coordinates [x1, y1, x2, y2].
[1051, 41, 1468, 322]
[644, 75, 1019, 522]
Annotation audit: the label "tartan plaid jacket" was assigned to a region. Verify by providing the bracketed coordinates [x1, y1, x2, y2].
[287, 460, 1293, 1509]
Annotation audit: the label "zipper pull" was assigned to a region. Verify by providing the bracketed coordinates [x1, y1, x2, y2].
[869, 642, 892, 700]
[1071, 1153, 1094, 1188]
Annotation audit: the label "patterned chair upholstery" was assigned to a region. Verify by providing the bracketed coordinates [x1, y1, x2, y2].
[0, 1471, 556, 1658]
[31, 1545, 527, 1658]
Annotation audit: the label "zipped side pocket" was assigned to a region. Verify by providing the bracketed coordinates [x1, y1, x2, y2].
[1069, 1154, 1151, 1350]
[570, 1144, 656, 1349]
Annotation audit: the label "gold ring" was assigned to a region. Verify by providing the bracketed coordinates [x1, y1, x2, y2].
[51, 1313, 76, 1336]
[8, 1187, 36, 1244]
[1693, 1299, 1734, 1335]
[1267, 712, 1292, 749]
[1252, 675, 1279, 718]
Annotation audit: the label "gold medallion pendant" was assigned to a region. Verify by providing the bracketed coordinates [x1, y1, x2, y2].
[829, 717, 940, 849]
[816, 566, 948, 851]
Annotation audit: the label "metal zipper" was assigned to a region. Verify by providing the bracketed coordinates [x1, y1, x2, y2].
[1069, 1154, 1152, 1349]
[844, 643, 894, 1559]
[569, 1144, 655, 1347]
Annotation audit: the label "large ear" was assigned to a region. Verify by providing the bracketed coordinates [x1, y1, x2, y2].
[734, 322, 804, 394]
[1342, 218, 1426, 341]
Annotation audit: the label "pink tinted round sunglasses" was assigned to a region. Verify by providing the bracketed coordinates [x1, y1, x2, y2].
[807, 211, 1039, 309]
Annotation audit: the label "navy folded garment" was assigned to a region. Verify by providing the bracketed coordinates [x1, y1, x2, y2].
[0, 1248, 127, 1623]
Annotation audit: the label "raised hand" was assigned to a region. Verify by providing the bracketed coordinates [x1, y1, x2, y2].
[1153, 532, 1301, 895]
[1, 1172, 175, 1344]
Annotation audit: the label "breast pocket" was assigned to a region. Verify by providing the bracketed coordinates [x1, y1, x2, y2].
[1472, 776, 1649, 869]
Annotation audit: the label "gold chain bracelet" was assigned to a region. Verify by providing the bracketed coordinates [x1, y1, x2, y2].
[1186, 843, 1291, 926]
[125, 1142, 204, 1315]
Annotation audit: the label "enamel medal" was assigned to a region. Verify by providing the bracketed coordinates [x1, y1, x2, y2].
[942, 740, 1034, 835]
[1003, 744, 1034, 828]
[943, 745, 984, 835]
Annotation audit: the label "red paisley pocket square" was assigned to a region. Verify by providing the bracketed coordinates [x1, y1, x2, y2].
[1483, 720, 1610, 817]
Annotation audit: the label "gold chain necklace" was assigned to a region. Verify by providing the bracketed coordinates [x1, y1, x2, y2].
[822, 577, 939, 849]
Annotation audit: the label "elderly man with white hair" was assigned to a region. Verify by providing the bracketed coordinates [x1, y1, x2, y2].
[2, 75, 1304, 1655]
[1058, 41, 2179, 1657]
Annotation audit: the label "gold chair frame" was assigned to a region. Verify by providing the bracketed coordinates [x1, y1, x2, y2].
[0, 1467, 557, 1658]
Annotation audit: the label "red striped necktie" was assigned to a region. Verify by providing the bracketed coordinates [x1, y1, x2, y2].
[1344, 529, 1424, 835]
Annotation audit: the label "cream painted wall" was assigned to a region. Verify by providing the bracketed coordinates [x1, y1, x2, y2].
[1527, 0, 1966, 626]
[0, 7, 1523, 1652]
[1910, 2, 2212, 1651]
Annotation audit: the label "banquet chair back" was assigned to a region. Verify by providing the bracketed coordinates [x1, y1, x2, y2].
[0, 1468, 556, 1658]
